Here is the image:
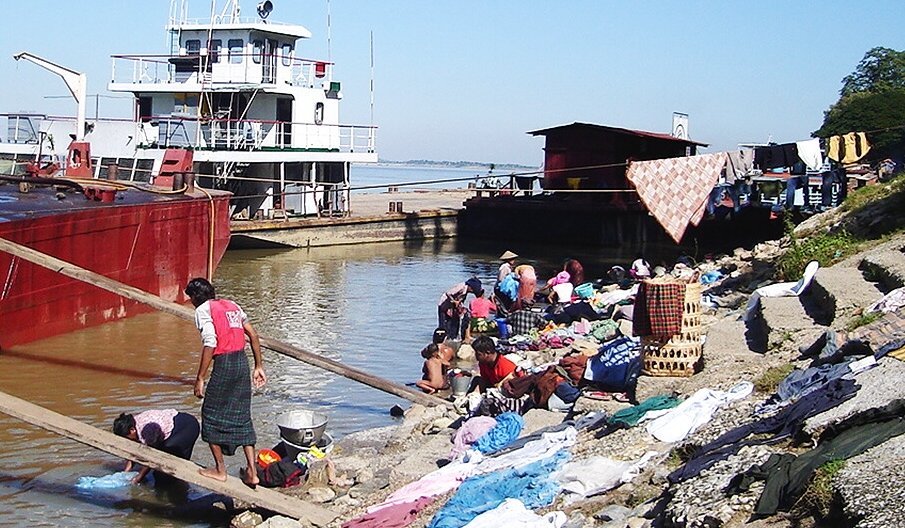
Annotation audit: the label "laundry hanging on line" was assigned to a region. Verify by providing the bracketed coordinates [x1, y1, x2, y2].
[626, 152, 727, 243]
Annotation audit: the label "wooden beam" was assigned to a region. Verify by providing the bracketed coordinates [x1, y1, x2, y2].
[0, 389, 337, 526]
[0, 236, 452, 409]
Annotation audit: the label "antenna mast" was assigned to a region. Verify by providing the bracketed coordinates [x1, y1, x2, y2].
[326, 0, 332, 62]
[369, 31, 374, 126]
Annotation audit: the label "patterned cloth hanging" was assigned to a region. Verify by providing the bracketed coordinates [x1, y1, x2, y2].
[626, 153, 728, 243]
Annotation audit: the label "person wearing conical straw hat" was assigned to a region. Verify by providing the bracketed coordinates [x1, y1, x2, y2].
[497, 250, 518, 283]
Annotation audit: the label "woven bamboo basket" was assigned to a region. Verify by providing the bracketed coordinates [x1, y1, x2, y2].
[640, 279, 703, 377]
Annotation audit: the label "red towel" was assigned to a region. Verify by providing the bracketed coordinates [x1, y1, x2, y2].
[633, 281, 686, 341]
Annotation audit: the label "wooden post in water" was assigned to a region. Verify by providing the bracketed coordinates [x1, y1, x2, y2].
[0, 389, 337, 525]
[0, 237, 453, 409]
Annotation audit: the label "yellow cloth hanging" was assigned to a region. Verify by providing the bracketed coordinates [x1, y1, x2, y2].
[827, 135, 843, 162]
[841, 132, 871, 164]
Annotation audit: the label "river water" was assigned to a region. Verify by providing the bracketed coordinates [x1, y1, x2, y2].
[0, 234, 656, 527]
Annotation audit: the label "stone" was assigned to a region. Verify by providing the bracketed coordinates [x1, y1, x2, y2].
[256, 516, 303, 528]
[626, 518, 649, 528]
[425, 416, 455, 433]
[333, 494, 361, 508]
[307, 486, 336, 503]
[520, 408, 564, 436]
[230, 510, 263, 528]
[457, 343, 475, 361]
[354, 467, 374, 485]
[594, 504, 631, 522]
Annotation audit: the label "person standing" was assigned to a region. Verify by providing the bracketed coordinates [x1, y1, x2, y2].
[437, 277, 481, 340]
[184, 277, 266, 488]
[113, 409, 200, 486]
[497, 250, 518, 283]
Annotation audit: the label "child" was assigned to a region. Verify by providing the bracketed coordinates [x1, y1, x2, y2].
[469, 289, 496, 319]
[416, 343, 450, 394]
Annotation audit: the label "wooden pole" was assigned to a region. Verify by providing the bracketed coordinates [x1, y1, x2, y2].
[0, 237, 453, 409]
[0, 389, 337, 526]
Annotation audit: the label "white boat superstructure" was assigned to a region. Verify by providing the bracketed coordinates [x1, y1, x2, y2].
[0, 0, 377, 218]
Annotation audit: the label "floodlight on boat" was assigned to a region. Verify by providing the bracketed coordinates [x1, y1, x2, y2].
[257, 0, 273, 20]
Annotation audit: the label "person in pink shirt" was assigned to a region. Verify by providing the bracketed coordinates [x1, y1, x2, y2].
[113, 409, 200, 486]
[469, 289, 496, 319]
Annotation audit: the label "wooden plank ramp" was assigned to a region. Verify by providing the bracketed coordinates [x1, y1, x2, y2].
[0, 389, 337, 526]
[0, 236, 452, 410]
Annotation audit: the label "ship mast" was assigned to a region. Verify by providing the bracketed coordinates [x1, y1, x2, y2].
[13, 52, 87, 142]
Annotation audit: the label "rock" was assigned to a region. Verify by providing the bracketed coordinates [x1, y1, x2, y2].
[594, 504, 631, 522]
[563, 512, 588, 528]
[520, 408, 564, 436]
[457, 343, 475, 361]
[389, 404, 406, 417]
[626, 518, 649, 528]
[733, 248, 754, 261]
[333, 494, 361, 508]
[255, 516, 303, 528]
[307, 486, 336, 503]
[425, 416, 455, 433]
[354, 467, 374, 485]
[230, 510, 263, 528]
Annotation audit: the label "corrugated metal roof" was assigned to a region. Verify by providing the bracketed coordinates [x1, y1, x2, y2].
[527, 122, 709, 147]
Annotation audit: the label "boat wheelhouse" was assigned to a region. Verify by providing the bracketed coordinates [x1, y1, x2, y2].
[0, 0, 377, 219]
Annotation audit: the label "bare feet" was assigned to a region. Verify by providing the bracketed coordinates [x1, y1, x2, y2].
[198, 467, 228, 482]
[240, 467, 259, 489]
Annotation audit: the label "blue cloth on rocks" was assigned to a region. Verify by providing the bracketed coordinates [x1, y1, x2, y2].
[473, 412, 523, 454]
[428, 450, 569, 528]
[76, 471, 139, 490]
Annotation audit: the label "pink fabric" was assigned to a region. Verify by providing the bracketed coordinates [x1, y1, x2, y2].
[368, 460, 474, 513]
[343, 496, 434, 528]
[449, 416, 498, 460]
[545, 271, 571, 289]
[516, 265, 537, 302]
[626, 153, 727, 243]
[133, 409, 178, 446]
[470, 298, 496, 319]
[208, 299, 247, 355]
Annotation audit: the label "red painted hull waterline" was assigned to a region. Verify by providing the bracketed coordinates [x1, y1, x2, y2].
[0, 181, 232, 350]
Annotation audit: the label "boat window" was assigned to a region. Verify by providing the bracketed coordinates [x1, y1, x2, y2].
[98, 157, 117, 179]
[282, 44, 292, 66]
[135, 159, 154, 182]
[252, 40, 263, 64]
[185, 39, 201, 55]
[175, 93, 200, 113]
[116, 158, 135, 180]
[208, 39, 222, 63]
[228, 39, 243, 64]
[314, 102, 324, 125]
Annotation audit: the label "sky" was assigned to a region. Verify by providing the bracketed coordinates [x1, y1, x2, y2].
[1, 1, 904, 166]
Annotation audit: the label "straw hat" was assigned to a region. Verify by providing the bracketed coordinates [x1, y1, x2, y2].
[499, 250, 518, 261]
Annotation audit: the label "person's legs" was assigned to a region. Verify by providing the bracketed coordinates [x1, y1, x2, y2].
[199, 443, 227, 481]
[241, 445, 259, 487]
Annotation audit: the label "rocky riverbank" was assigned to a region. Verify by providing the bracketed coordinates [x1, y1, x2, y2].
[232, 178, 905, 528]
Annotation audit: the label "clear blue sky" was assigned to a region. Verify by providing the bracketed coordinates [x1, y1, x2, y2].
[1, 1, 904, 166]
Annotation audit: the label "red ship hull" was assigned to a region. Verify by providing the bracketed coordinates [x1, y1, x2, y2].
[0, 185, 232, 349]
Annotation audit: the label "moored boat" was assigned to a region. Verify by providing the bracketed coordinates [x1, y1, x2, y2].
[0, 173, 231, 349]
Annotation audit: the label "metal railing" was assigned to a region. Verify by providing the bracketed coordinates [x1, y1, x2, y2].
[110, 54, 334, 88]
[150, 115, 376, 153]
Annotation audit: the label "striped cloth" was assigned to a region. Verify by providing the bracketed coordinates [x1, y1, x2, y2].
[632, 280, 686, 341]
[201, 351, 256, 455]
[626, 153, 727, 243]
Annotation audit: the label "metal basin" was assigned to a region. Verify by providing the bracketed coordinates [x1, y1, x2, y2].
[277, 409, 328, 447]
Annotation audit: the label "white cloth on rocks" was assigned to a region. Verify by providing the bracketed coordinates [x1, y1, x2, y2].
[645, 382, 754, 443]
[743, 260, 819, 321]
[463, 498, 567, 528]
[554, 451, 660, 502]
[867, 287, 905, 314]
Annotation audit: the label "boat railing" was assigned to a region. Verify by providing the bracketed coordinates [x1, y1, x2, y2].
[150, 115, 376, 153]
[110, 54, 334, 88]
[0, 114, 45, 144]
[169, 15, 301, 27]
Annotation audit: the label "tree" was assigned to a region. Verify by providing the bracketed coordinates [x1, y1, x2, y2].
[840, 47, 905, 97]
[815, 47, 905, 162]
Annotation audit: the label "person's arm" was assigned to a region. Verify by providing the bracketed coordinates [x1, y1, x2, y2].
[132, 465, 151, 485]
[244, 321, 266, 388]
[195, 345, 214, 398]
[123, 460, 133, 472]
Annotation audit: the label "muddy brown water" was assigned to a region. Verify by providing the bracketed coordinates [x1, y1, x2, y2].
[0, 239, 651, 526]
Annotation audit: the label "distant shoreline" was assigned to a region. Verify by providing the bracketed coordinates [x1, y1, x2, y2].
[374, 160, 538, 172]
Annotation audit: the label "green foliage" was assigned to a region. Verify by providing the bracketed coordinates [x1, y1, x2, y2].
[753, 364, 795, 394]
[795, 459, 846, 518]
[846, 311, 882, 331]
[776, 223, 857, 281]
[815, 47, 905, 161]
[840, 47, 905, 97]
[842, 172, 905, 213]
